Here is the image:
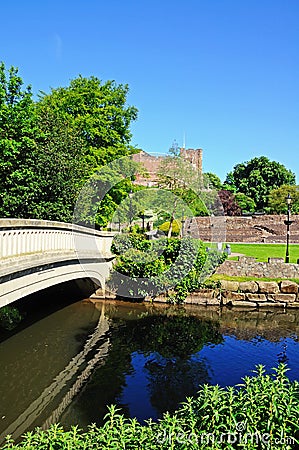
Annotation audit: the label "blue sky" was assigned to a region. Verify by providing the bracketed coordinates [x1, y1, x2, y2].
[1, 0, 298, 182]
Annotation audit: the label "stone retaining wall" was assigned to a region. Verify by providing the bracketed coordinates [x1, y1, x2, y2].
[191, 215, 299, 243]
[216, 257, 299, 278]
[183, 280, 299, 308]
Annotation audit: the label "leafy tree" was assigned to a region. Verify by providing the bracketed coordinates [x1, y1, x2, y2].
[0, 65, 139, 225]
[37, 76, 139, 226]
[225, 156, 296, 210]
[218, 190, 241, 216]
[30, 106, 90, 221]
[37, 75, 138, 168]
[235, 192, 256, 214]
[0, 63, 41, 217]
[203, 172, 223, 190]
[268, 184, 299, 214]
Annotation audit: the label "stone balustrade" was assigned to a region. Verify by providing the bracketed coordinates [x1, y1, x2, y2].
[0, 219, 116, 306]
[0, 219, 114, 260]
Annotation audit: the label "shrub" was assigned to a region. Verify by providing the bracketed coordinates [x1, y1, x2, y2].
[0, 306, 22, 331]
[158, 220, 181, 236]
[108, 236, 226, 302]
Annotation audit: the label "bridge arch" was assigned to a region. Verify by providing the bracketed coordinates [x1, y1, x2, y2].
[0, 219, 115, 307]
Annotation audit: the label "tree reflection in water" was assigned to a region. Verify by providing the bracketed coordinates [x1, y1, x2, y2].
[119, 312, 223, 417]
[63, 308, 223, 426]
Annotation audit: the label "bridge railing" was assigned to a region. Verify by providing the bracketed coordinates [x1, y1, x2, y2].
[0, 219, 115, 260]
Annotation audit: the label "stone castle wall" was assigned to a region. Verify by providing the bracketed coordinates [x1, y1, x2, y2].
[190, 215, 299, 243]
[132, 148, 203, 186]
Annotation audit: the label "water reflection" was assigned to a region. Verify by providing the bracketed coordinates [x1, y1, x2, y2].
[112, 312, 222, 419]
[61, 302, 299, 427]
[1, 300, 299, 443]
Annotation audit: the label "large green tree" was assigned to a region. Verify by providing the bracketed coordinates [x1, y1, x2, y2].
[0, 63, 41, 217]
[268, 184, 299, 214]
[225, 156, 296, 210]
[31, 105, 89, 221]
[36, 75, 139, 226]
[37, 75, 138, 168]
[203, 172, 223, 190]
[0, 64, 139, 224]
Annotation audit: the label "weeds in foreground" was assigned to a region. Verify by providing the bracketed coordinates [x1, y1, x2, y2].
[1, 364, 299, 449]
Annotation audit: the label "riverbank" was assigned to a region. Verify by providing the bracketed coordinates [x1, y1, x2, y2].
[92, 277, 299, 308]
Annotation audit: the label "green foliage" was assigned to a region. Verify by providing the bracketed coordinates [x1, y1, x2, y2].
[203, 172, 223, 190]
[0, 63, 41, 217]
[0, 305, 22, 331]
[29, 105, 89, 221]
[225, 156, 296, 210]
[173, 188, 209, 216]
[38, 75, 138, 165]
[0, 63, 139, 226]
[268, 184, 299, 214]
[235, 192, 256, 214]
[158, 220, 181, 236]
[2, 364, 298, 449]
[113, 248, 166, 279]
[111, 232, 151, 254]
[109, 236, 226, 302]
[36, 75, 138, 226]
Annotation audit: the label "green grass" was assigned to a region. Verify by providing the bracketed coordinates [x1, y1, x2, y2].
[226, 243, 299, 263]
[209, 273, 299, 284]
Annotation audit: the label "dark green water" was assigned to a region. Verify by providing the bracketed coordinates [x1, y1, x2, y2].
[1, 299, 299, 443]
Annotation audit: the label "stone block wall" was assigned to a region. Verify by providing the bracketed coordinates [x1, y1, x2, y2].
[192, 215, 299, 243]
[183, 280, 299, 309]
[216, 257, 299, 278]
[132, 148, 203, 186]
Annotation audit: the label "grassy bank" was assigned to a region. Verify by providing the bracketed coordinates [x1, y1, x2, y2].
[227, 243, 299, 263]
[209, 273, 299, 284]
[1, 365, 298, 449]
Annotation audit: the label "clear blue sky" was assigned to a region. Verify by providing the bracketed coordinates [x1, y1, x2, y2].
[1, 0, 298, 182]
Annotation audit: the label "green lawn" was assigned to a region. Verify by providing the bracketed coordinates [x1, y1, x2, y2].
[227, 243, 299, 263]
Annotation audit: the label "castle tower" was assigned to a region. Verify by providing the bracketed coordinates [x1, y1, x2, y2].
[179, 148, 203, 176]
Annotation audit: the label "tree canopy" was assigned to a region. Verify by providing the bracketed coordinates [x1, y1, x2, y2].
[225, 156, 296, 210]
[0, 63, 41, 217]
[268, 185, 299, 214]
[0, 63, 139, 225]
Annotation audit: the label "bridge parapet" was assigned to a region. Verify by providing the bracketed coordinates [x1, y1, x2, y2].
[0, 219, 116, 306]
[0, 219, 115, 259]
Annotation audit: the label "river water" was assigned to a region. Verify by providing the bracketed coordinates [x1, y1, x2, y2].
[1, 299, 299, 443]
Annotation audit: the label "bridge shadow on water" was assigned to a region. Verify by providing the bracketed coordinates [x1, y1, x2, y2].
[0, 279, 95, 343]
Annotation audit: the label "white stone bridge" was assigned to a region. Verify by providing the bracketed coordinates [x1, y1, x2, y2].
[0, 219, 115, 308]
